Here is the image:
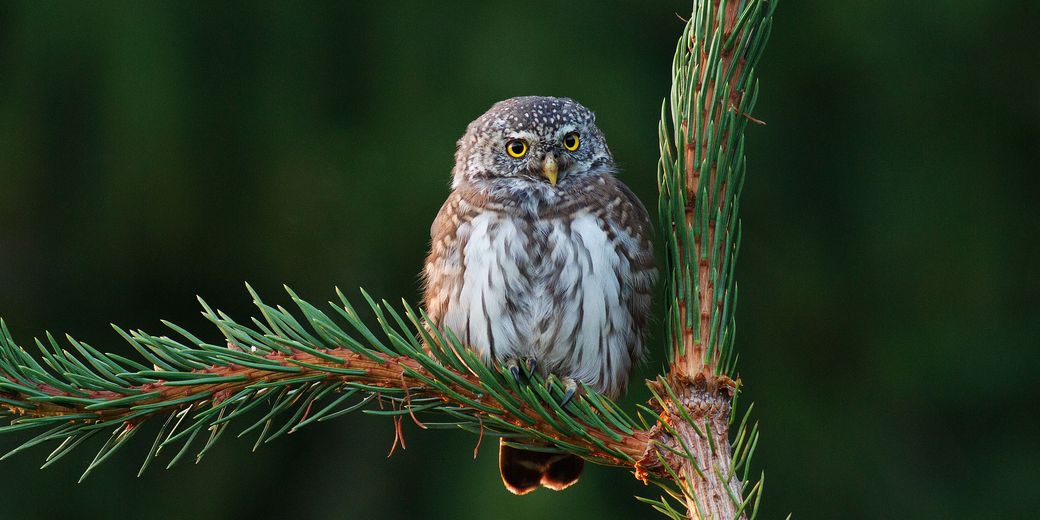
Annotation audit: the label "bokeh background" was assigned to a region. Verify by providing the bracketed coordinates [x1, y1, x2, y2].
[1, 1, 1037, 518]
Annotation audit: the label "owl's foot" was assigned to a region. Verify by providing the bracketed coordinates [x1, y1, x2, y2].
[504, 357, 539, 383]
[546, 375, 579, 407]
[524, 358, 537, 374]
[560, 377, 578, 407]
[505, 357, 522, 382]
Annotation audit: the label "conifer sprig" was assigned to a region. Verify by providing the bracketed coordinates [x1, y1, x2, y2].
[659, 0, 775, 379]
[653, 0, 775, 517]
[0, 286, 654, 481]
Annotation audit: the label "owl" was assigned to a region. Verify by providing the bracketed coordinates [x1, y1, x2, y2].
[422, 96, 657, 495]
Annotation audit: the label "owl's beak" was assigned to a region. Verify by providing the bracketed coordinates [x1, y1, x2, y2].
[541, 154, 558, 186]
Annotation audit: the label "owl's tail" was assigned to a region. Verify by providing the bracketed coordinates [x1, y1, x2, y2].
[498, 438, 584, 495]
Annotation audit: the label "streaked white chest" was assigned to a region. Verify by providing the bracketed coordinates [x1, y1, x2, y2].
[441, 209, 635, 396]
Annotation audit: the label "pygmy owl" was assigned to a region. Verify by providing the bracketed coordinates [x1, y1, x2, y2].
[422, 96, 657, 494]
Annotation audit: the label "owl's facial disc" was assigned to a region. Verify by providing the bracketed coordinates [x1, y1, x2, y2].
[452, 96, 614, 190]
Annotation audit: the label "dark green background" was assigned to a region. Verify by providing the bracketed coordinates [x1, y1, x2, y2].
[1, 2, 1036, 518]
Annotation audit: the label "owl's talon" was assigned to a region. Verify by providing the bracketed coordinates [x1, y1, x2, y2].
[523, 358, 537, 375]
[505, 358, 522, 383]
[560, 377, 578, 407]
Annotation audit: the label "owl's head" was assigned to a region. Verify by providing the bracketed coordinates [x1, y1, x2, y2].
[452, 96, 614, 190]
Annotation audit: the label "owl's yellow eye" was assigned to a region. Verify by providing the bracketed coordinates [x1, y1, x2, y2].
[562, 132, 580, 151]
[506, 139, 528, 158]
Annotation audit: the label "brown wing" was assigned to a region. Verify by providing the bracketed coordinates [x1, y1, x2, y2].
[422, 188, 488, 326]
[422, 191, 464, 325]
[608, 178, 658, 360]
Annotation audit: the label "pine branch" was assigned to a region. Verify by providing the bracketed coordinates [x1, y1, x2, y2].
[654, 0, 776, 518]
[0, 287, 654, 479]
[0, 2, 776, 518]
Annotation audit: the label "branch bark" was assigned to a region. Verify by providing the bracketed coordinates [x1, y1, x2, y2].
[649, 374, 742, 519]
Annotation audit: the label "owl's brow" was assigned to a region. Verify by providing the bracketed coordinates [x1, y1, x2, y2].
[504, 130, 539, 141]
[554, 124, 579, 138]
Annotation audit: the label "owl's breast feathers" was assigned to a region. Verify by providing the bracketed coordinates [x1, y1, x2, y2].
[422, 175, 656, 398]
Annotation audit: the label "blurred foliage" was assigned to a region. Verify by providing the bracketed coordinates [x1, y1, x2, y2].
[0, 1, 1036, 519]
